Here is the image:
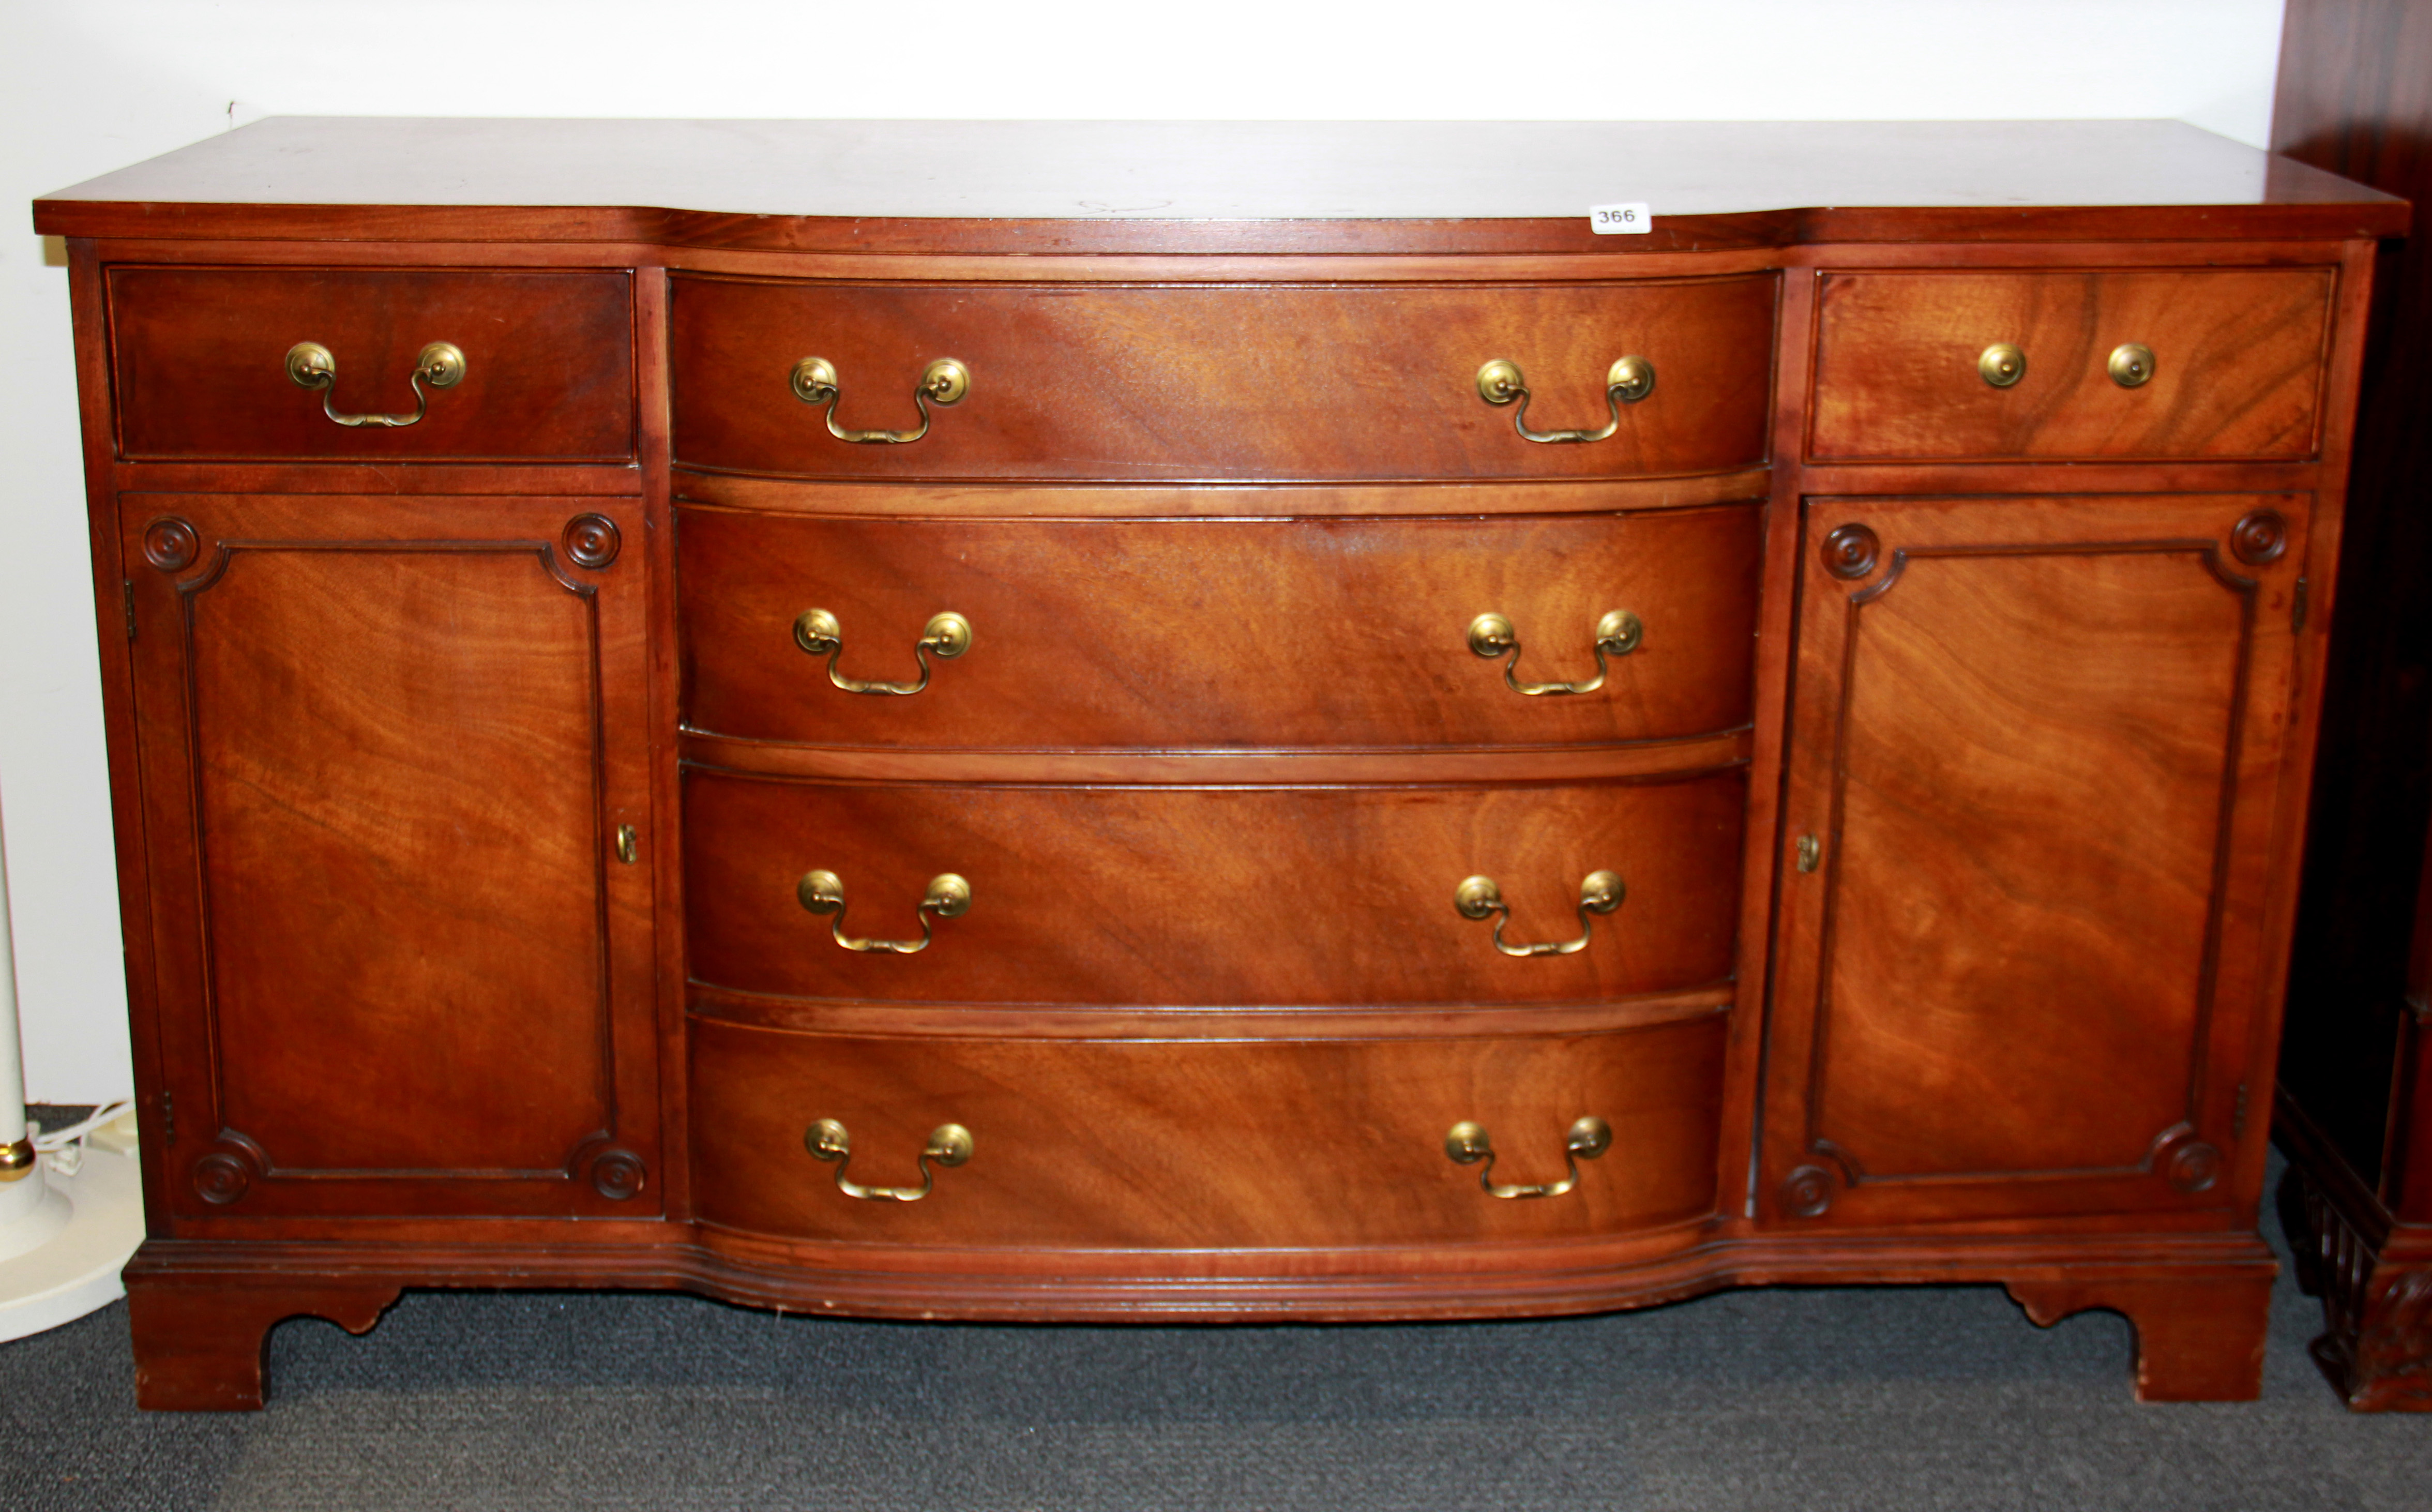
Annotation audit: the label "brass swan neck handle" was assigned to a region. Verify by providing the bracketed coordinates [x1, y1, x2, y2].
[1468, 610, 1643, 695]
[1474, 356, 1653, 443]
[790, 356, 969, 444]
[1444, 1116, 1612, 1199]
[284, 341, 465, 428]
[1455, 871, 1624, 957]
[805, 1118, 973, 1201]
[794, 609, 972, 695]
[797, 870, 972, 954]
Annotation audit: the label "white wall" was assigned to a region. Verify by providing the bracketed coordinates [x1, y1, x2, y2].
[0, 0, 2289, 1100]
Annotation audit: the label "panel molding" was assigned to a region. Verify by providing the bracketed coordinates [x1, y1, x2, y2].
[1800, 532, 2261, 1200]
[155, 533, 618, 1183]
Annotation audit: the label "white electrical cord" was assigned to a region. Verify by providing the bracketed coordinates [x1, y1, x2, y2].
[29, 1100, 132, 1177]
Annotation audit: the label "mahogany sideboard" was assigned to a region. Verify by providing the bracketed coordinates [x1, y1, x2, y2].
[29, 119, 2406, 1409]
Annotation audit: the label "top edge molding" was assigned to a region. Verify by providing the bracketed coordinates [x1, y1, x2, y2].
[33, 118, 2408, 252]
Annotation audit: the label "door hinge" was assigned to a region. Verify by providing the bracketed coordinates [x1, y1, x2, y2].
[2232, 1082, 2249, 1140]
[2293, 577, 2309, 632]
[160, 1091, 174, 1145]
[122, 579, 137, 640]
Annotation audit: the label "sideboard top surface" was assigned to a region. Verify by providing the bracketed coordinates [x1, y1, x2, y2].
[33, 118, 2406, 253]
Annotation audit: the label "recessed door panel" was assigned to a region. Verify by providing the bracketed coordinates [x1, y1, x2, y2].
[1762, 493, 2307, 1225]
[124, 494, 659, 1219]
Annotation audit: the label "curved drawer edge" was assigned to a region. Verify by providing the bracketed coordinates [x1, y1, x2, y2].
[675, 730, 1755, 785]
[671, 467, 1775, 517]
[684, 983, 1735, 1040]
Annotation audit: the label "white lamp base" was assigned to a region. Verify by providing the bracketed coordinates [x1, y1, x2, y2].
[0, 1144, 144, 1342]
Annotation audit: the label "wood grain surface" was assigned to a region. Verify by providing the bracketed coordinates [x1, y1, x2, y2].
[682, 770, 1745, 1007]
[32, 118, 2408, 252]
[688, 1016, 1725, 1248]
[1764, 493, 2307, 1226]
[36, 113, 2394, 1410]
[1809, 267, 2336, 461]
[677, 504, 1761, 751]
[108, 266, 637, 461]
[669, 275, 1776, 480]
[121, 493, 659, 1219]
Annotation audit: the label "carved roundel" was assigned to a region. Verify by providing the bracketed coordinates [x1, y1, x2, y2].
[192, 1150, 254, 1205]
[2230, 509, 2288, 567]
[1821, 524, 1881, 580]
[1780, 1163, 1834, 1218]
[2166, 1140, 2223, 1194]
[591, 1147, 647, 1201]
[563, 513, 622, 570]
[143, 516, 201, 573]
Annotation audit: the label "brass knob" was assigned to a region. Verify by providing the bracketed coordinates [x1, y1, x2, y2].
[805, 1117, 973, 1201]
[1977, 343, 2026, 389]
[2108, 343, 2155, 388]
[1474, 356, 1654, 443]
[797, 870, 972, 954]
[1454, 870, 1624, 957]
[1467, 609, 1642, 695]
[793, 609, 971, 695]
[1443, 1116, 1612, 1199]
[790, 356, 969, 443]
[284, 340, 465, 427]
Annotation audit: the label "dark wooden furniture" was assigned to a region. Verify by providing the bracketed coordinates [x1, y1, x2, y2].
[2269, 0, 2432, 1412]
[31, 119, 2403, 1410]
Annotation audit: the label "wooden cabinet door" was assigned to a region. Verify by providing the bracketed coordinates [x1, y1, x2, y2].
[1761, 493, 2310, 1227]
[122, 494, 659, 1220]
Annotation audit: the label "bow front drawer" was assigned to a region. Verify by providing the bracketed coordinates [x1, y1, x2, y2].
[669, 274, 1776, 480]
[683, 770, 1744, 1008]
[688, 1016, 1725, 1248]
[678, 502, 1761, 751]
[107, 266, 637, 461]
[1808, 267, 2335, 462]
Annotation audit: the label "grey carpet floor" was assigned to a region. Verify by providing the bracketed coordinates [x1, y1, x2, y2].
[3, 1155, 2422, 1511]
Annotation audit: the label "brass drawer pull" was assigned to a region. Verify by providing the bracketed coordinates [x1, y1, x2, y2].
[1467, 610, 1642, 695]
[797, 869, 972, 954]
[2108, 343, 2156, 387]
[284, 340, 465, 427]
[793, 608, 971, 695]
[1474, 356, 1653, 443]
[1454, 871, 1624, 957]
[1444, 1116, 1612, 1199]
[1977, 343, 2026, 388]
[805, 1118, 973, 1201]
[790, 355, 969, 444]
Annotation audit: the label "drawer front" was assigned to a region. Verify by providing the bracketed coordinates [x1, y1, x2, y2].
[109, 267, 636, 460]
[684, 772, 1743, 1006]
[669, 276, 1776, 480]
[679, 504, 1762, 750]
[689, 1016, 1725, 1247]
[1808, 268, 2334, 461]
